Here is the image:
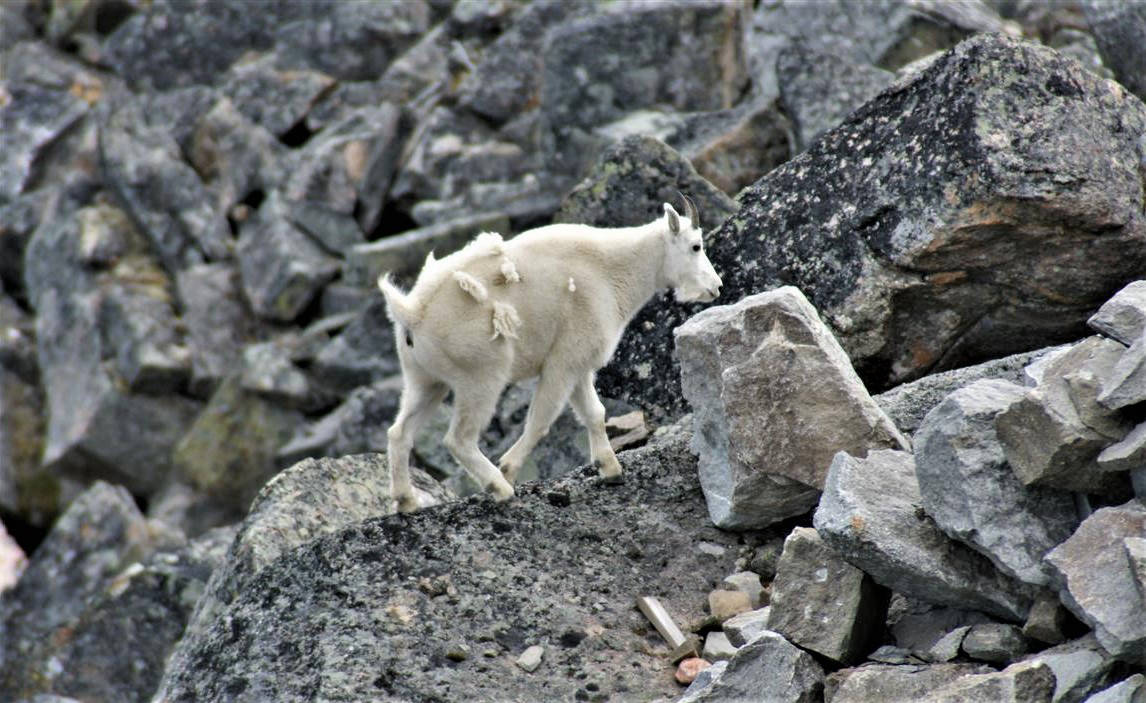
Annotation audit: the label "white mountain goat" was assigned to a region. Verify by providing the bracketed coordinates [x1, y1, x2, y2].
[378, 196, 722, 511]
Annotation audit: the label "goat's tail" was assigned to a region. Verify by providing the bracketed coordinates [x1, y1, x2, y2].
[378, 274, 419, 330]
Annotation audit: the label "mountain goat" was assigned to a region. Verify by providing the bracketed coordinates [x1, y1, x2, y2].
[379, 196, 722, 511]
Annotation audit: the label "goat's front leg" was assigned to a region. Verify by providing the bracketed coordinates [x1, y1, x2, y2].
[445, 386, 515, 502]
[499, 369, 577, 484]
[388, 377, 448, 513]
[569, 373, 622, 482]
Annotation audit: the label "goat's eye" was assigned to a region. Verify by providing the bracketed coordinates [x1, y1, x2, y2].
[692, 244, 701, 252]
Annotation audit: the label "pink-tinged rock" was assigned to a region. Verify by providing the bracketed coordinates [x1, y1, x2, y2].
[676, 657, 712, 685]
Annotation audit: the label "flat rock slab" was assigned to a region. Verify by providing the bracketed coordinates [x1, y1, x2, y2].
[1088, 280, 1146, 346]
[675, 286, 907, 529]
[914, 378, 1079, 587]
[813, 449, 1039, 621]
[826, 663, 994, 703]
[1045, 501, 1146, 660]
[153, 424, 744, 702]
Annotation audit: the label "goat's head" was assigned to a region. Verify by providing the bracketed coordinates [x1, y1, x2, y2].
[661, 195, 722, 303]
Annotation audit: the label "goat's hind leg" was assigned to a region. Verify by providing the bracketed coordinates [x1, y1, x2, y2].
[570, 373, 622, 483]
[498, 367, 577, 484]
[388, 374, 448, 512]
[445, 385, 515, 502]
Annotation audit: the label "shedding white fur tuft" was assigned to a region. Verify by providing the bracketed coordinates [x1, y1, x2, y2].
[453, 271, 488, 303]
[500, 256, 521, 283]
[491, 301, 521, 340]
[568, 277, 576, 293]
[474, 231, 504, 255]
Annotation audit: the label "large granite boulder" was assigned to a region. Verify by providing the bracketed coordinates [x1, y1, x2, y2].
[607, 33, 1146, 418]
[675, 287, 908, 528]
[914, 379, 1079, 587]
[813, 449, 1040, 621]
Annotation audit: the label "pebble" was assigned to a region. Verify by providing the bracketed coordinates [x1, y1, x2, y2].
[721, 571, 765, 608]
[675, 657, 712, 685]
[707, 589, 752, 622]
[701, 631, 739, 661]
[516, 645, 544, 673]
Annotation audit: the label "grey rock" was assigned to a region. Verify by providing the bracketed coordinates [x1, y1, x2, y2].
[701, 631, 738, 662]
[681, 630, 824, 703]
[99, 99, 231, 271]
[176, 263, 268, 398]
[997, 337, 1134, 495]
[0, 188, 54, 299]
[925, 660, 1056, 703]
[540, 1, 748, 175]
[283, 103, 408, 235]
[154, 424, 745, 702]
[343, 211, 510, 288]
[1045, 501, 1146, 660]
[747, 0, 1013, 98]
[1126, 537, 1146, 599]
[138, 85, 220, 159]
[675, 98, 792, 196]
[722, 608, 771, 648]
[515, 645, 543, 673]
[962, 623, 1030, 664]
[0, 482, 181, 699]
[367, 24, 451, 113]
[271, 0, 431, 82]
[888, 597, 993, 654]
[188, 97, 284, 214]
[556, 134, 736, 231]
[1023, 634, 1117, 703]
[875, 348, 1048, 436]
[915, 379, 1079, 586]
[1097, 422, 1146, 473]
[36, 287, 200, 494]
[827, 663, 994, 703]
[675, 287, 909, 528]
[9, 528, 229, 703]
[0, 81, 88, 204]
[173, 375, 304, 515]
[1023, 592, 1077, 646]
[1088, 281, 1146, 346]
[768, 526, 887, 665]
[98, 277, 190, 394]
[164, 452, 452, 675]
[221, 52, 335, 138]
[102, 0, 327, 91]
[777, 45, 894, 152]
[457, 0, 591, 124]
[1085, 675, 1146, 703]
[0, 363, 52, 525]
[236, 194, 339, 322]
[1099, 333, 1146, 410]
[1082, 1, 1146, 103]
[277, 379, 403, 467]
[814, 449, 1039, 621]
[721, 571, 765, 609]
[239, 341, 325, 412]
[310, 301, 399, 393]
[611, 33, 1146, 418]
[0, 5, 34, 52]
[928, 626, 972, 663]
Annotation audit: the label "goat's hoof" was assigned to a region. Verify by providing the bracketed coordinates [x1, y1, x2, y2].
[489, 480, 515, 503]
[595, 459, 624, 484]
[395, 494, 419, 513]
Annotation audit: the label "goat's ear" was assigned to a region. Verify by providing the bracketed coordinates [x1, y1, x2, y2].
[663, 203, 680, 235]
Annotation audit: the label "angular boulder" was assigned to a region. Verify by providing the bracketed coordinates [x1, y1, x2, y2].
[675, 287, 909, 528]
[1045, 501, 1146, 660]
[1082, 1, 1146, 102]
[914, 379, 1079, 586]
[767, 527, 887, 665]
[609, 33, 1146, 417]
[826, 663, 994, 703]
[813, 449, 1039, 621]
[996, 337, 1133, 495]
[1088, 280, 1146, 346]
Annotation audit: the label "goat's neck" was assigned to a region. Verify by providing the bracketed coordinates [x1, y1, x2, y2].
[602, 222, 666, 322]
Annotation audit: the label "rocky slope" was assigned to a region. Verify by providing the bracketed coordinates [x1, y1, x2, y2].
[3, 1, 1146, 702]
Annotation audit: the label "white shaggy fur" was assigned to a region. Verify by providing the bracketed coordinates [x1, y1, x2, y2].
[378, 199, 722, 511]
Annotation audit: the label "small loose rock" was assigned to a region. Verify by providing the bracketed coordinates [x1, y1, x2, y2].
[675, 657, 712, 685]
[516, 645, 544, 673]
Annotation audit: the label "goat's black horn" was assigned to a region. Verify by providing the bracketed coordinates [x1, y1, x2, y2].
[682, 193, 699, 229]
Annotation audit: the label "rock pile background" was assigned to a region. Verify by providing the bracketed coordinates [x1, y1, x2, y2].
[2, 0, 1146, 701]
